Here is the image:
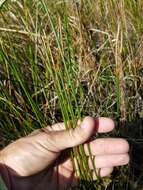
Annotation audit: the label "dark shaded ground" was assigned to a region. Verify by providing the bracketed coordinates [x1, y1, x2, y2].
[108, 117, 143, 190]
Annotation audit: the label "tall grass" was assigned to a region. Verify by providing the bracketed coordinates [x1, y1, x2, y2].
[0, 0, 143, 189]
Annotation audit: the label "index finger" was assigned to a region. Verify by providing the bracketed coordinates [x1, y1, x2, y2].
[45, 117, 115, 134]
[95, 117, 115, 133]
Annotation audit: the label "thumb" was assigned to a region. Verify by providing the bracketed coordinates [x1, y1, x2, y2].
[51, 116, 95, 151]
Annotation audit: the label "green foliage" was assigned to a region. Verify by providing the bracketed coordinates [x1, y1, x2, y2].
[0, 0, 143, 189]
[0, 176, 7, 190]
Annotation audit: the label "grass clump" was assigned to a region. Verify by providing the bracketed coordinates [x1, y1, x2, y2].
[0, 0, 143, 189]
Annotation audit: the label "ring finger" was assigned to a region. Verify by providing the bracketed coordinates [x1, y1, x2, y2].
[92, 167, 114, 179]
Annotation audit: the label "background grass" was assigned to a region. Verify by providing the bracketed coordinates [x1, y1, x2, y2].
[0, 0, 143, 189]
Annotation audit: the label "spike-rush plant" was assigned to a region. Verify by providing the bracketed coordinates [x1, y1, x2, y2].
[40, 1, 99, 188]
[1, 0, 143, 189]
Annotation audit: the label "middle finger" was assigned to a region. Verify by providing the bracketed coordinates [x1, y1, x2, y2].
[88, 153, 129, 169]
[83, 138, 129, 156]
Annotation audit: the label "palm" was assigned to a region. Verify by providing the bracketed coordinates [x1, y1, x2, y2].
[46, 157, 75, 190]
[1, 123, 77, 190]
[26, 156, 76, 190]
[25, 124, 77, 189]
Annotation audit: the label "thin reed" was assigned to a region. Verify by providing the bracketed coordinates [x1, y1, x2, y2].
[0, 0, 143, 189]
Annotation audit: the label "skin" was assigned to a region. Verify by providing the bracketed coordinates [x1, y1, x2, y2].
[0, 117, 129, 190]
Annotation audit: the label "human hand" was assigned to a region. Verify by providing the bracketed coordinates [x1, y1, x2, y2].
[0, 117, 129, 190]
